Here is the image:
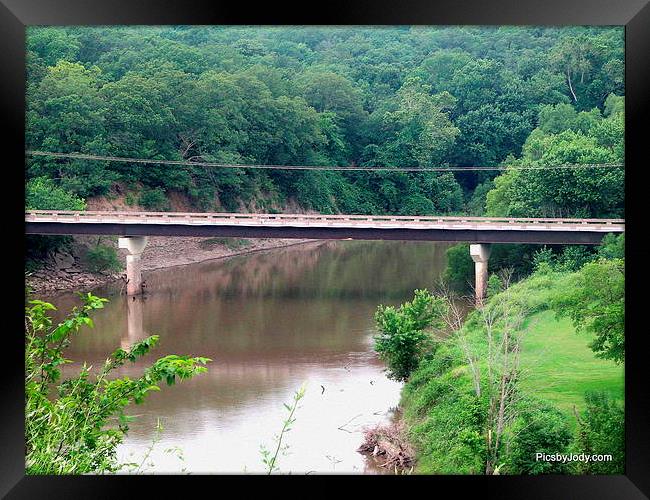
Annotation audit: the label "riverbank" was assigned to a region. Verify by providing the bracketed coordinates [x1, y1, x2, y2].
[358, 415, 415, 473]
[396, 266, 624, 474]
[25, 235, 319, 296]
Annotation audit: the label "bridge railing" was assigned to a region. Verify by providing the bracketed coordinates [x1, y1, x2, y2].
[25, 210, 625, 226]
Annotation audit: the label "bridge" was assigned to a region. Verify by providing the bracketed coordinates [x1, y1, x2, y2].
[25, 210, 625, 303]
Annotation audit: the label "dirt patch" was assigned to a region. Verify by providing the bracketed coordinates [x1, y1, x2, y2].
[85, 188, 197, 213]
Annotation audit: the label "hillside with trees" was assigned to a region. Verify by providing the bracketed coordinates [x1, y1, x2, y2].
[26, 26, 624, 219]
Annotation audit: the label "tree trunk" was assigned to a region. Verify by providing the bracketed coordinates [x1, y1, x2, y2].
[566, 68, 578, 102]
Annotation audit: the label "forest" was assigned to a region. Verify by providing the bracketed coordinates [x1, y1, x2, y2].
[26, 26, 624, 220]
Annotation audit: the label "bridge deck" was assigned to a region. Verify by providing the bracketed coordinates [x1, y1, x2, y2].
[25, 211, 625, 244]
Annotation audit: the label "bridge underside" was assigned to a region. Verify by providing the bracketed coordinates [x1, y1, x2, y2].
[26, 222, 609, 245]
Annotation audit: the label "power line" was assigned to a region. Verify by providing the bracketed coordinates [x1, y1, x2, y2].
[26, 151, 625, 172]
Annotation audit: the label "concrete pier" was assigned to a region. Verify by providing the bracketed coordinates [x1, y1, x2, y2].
[470, 243, 491, 306]
[118, 236, 148, 296]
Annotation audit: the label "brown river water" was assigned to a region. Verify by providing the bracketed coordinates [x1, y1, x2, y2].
[47, 240, 452, 474]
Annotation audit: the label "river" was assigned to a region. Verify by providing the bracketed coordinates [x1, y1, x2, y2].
[47, 240, 451, 474]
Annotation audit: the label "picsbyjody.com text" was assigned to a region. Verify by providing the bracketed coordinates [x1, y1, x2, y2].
[535, 453, 613, 463]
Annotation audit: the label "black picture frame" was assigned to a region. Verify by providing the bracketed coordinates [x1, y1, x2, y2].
[1, 0, 648, 497]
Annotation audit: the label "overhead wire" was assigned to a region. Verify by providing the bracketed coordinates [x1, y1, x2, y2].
[26, 151, 625, 173]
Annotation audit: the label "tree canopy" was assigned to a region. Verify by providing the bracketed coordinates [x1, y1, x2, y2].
[26, 26, 624, 218]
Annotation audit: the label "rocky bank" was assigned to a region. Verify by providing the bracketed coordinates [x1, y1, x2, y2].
[26, 235, 317, 297]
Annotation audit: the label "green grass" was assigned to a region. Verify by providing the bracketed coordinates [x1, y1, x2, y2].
[519, 310, 624, 418]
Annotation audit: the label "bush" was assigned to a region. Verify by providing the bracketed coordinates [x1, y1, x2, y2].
[400, 262, 622, 475]
[505, 399, 573, 474]
[84, 244, 122, 273]
[25, 293, 210, 474]
[26, 235, 73, 264]
[189, 185, 217, 211]
[486, 273, 503, 298]
[374, 289, 447, 381]
[556, 246, 595, 272]
[445, 243, 539, 293]
[532, 246, 556, 273]
[598, 233, 624, 260]
[198, 238, 250, 250]
[404, 367, 488, 474]
[139, 187, 170, 211]
[533, 245, 597, 274]
[400, 193, 436, 215]
[466, 180, 494, 216]
[26, 177, 86, 263]
[26, 176, 86, 211]
[571, 391, 624, 474]
[292, 171, 336, 213]
[552, 258, 625, 363]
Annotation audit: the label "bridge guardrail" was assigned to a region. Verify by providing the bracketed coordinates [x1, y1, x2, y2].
[25, 210, 625, 227]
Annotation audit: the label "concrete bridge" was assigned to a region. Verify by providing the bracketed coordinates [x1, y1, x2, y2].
[25, 210, 624, 303]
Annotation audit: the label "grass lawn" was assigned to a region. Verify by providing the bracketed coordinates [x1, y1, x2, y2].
[519, 310, 624, 419]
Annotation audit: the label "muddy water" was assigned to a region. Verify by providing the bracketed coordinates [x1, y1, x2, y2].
[49, 240, 451, 474]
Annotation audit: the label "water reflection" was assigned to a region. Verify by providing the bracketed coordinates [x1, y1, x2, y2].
[123, 296, 147, 350]
[49, 240, 452, 473]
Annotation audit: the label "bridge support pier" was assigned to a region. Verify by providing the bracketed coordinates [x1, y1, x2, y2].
[470, 243, 491, 307]
[118, 236, 148, 296]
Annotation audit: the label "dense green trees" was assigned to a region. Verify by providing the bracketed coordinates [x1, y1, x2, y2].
[26, 26, 624, 218]
[485, 99, 624, 219]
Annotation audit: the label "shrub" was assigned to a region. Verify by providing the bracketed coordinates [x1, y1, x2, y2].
[466, 180, 494, 216]
[405, 378, 488, 474]
[556, 246, 595, 272]
[552, 258, 625, 363]
[598, 233, 624, 260]
[26, 177, 86, 263]
[505, 399, 573, 474]
[571, 391, 624, 474]
[26, 176, 86, 211]
[532, 246, 556, 273]
[486, 274, 503, 298]
[445, 243, 538, 293]
[85, 244, 122, 273]
[26, 235, 73, 263]
[400, 193, 436, 216]
[25, 293, 210, 474]
[374, 289, 447, 381]
[139, 187, 170, 211]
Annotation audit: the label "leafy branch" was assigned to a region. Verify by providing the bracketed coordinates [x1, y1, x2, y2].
[260, 383, 306, 474]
